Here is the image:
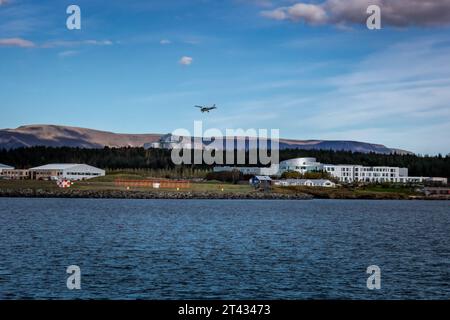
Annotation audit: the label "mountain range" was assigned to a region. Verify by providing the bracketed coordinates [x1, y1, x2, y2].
[0, 125, 412, 154]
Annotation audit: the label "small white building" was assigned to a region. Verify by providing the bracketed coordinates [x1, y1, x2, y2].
[0, 163, 14, 174]
[274, 179, 336, 188]
[29, 164, 105, 181]
[249, 175, 272, 187]
[424, 177, 448, 185]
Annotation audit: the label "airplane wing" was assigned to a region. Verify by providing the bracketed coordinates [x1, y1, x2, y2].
[194, 105, 204, 108]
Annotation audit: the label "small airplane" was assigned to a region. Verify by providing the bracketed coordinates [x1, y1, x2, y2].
[194, 104, 217, 113]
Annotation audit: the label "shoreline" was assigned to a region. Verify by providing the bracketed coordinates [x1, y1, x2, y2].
[0, 189, 313, 200]
[0, 188, 447, 200]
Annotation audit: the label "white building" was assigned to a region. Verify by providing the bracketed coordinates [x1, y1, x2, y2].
[214, 158, 322, 176]
[277, 158, 411, 183]
[279, 157, 324, 174]
[0, 163, 14, 174]
[249, 175, 272, 187]
[29, 164, 105, 181]
[214, 157, 447, 185]
[323, 164, 410, 183]
[424, 177, 448, 184]
[274, 179, 336, 188]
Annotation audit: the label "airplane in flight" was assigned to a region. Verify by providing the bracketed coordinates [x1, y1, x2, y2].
[194, 104, 217, 113]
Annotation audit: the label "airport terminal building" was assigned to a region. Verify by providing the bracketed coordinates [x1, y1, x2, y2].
[29, 164, 105, 181]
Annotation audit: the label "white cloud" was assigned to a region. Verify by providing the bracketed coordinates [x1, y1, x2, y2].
[58, 50, 78, 57]
[42, 39, 113, 48]
[0, 37, 35, 48]
[160, 39, 171, 45]
[261, 0, 450, 27]
[242, 0, 273, 8]
[261, 8, 287, 20]
[84, 39, 113, 46]
[287, 3, 328, 24]
[179, 56, 193, 66]
[292, 38, 450, 154]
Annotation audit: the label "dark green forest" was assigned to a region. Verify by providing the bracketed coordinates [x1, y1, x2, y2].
[1, 146, 449, 178]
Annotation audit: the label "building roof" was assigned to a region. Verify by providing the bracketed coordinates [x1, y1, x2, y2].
[29, 164, 101, 171]
[0, 163, 14, 169]
[282, 179, 334, 184]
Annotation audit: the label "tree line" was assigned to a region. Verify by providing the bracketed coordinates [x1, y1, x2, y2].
[0, 146, 448, 178]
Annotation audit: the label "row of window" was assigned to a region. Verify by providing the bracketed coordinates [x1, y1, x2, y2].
[66, 172, 101, 176]
[326, 166, 399, 173]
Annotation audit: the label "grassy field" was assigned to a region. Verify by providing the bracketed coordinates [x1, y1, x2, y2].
[360, 185, 418, 194]
[0, 179, 58, 190]
[0, 175, 422, 199]
[0, 178, 253, 194]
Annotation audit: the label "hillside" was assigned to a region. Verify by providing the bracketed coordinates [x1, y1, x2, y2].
[0, 124, 411, 154]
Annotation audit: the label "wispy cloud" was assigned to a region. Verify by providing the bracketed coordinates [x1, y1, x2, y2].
[290, 37, 450, 153]
[0, 38, 115, 50]
[261, 0, 450, 27]
[235, 0, 273, 8]
[42, 39, 113, 48]
[160, 39, 171, 45]
[58, 50, 79, 58]
[0, 37, 35, 47]
[0, 1, 51, 37]
[179, 56, 193, 66]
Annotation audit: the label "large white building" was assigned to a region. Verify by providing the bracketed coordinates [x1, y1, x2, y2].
[323, 164, 409, 183]
[213, 157, 447, 184]
[29, 164, 105, 181]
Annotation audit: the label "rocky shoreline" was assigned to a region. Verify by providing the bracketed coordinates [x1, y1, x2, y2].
[0, 188, 446, 200]
[0, 189, 313, 200]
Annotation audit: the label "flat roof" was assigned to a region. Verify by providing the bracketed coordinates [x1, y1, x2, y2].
[30, 164, 89, 170]
[0, 163, 14, 169]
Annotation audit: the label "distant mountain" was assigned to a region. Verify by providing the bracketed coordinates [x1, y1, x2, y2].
[0, 125, 412, 154]
[0, 125, 160, 149]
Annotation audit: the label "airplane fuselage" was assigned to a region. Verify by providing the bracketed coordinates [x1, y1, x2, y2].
[195, 105, 217, 113]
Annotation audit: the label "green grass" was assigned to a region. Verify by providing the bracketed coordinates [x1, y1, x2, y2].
[360, 185, 418, 194]
[0, 178, 252, 194]
[0, 178, 420, 199]
[0, 179, 58, 190]
[91, 172, 150, 182]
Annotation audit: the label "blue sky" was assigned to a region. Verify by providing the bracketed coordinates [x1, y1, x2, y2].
[1, 0, 449, 154]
